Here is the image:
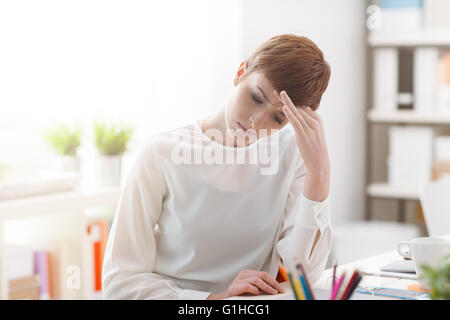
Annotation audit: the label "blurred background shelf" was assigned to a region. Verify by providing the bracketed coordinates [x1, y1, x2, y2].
[366, 183, 420, 200]
[0, 187, 121, 220]
[367, 110, 450, 124]
[0, 186, 121, 300]
[365, 0, 450, 225]
[368, 30, 450, 47]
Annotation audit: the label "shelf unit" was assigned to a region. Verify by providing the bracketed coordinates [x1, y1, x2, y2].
[366, 29, 450, 221]
[368, 30, 450, 48]
[0, 186, 121, 300]
[368, 110, 450, 124]
[366, 182, 420, 200]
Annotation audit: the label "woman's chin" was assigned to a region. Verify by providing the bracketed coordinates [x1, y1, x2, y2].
[236, 132, 258, 146]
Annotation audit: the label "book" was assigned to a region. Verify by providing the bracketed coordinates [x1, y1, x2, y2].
[433, 135, 450, 180]
[434, 136, 450, 161]
[437, 53, 450, 113]
[24, 237, 75, 299]
[4, 244, 34, 281]
[433, 162, 450, 181]
[87, 220, 110, 292]
[388, 126, 433, 186]
[379, 0, 423, 7]
[373, 48, 399, 112]
[424, 0, 450, 29]
[8, 274, 41, 300]
[33, 250, 52, 299]
[378, 0, 423, 32]
[414, 47, 439, 113]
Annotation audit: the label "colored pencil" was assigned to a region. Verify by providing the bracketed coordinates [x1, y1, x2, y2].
[295, 263, 310, 300]
[344, 271, 361, 300]
[339, 270, 359, 300]
[291, 267, 305, 300]
[297, 263, 315, 300]
[299, 273, 311, 300]
[332, 259, 337, 289]
[278, 263, 289, 283]
[287, 271, 299, 300]
[345, 274, 362, 300]
[330, 271, 346, 300]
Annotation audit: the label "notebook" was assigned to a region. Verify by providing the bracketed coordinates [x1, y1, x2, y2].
[380, 259, 416, 274]
[229, 288, 390, 300]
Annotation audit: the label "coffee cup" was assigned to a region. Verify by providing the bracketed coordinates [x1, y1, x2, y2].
[397, 237, 450, 290]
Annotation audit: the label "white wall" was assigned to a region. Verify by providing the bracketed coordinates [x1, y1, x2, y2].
[0, 1, 242, 181]
[238, 0, 367, 224]
[0, 0, 368, 225]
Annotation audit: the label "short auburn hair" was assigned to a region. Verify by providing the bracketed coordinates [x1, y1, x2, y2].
[241, 34, 331, 111]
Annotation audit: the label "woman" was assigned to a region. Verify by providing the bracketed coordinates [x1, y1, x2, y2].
[102, 34, 332, 300]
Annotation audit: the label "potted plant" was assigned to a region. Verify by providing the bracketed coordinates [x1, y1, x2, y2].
[43, 124, 82, 173]
[93, 122, 134, 186]
[420, 254, 450, 300]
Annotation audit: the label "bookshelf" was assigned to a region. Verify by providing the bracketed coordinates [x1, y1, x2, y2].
[368, 110, 450, 124]
[368, 30, 450, 47]
[366, 28, 450, 221]
[0, 187, 121, 299]
[366, 182, 420, 200]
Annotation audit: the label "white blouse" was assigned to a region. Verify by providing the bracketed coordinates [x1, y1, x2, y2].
[102, 120, 333, 300]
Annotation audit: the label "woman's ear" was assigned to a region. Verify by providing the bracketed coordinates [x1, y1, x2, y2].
[233, 60, 248, 86]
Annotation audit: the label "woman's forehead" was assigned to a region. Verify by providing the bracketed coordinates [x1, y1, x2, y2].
[247, 73, 282, 105]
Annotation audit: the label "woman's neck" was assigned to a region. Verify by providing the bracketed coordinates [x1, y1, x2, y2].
[200, 106, 239, 148]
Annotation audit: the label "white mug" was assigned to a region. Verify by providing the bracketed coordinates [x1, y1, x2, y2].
[397, 237, 450, 290]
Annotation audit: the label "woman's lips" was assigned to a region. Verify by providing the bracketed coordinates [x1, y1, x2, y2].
[237, 121, 257, 137]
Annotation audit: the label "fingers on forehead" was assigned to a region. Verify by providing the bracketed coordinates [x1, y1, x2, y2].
[274, 89, 315, 114]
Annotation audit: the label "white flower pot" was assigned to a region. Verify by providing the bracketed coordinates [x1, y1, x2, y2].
[57, 155, 81, 173]
[96, 155, 122, 186]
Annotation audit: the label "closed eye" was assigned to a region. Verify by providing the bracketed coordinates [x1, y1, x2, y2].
[273, 111, 285, 125]
[251, 93, 263, 104]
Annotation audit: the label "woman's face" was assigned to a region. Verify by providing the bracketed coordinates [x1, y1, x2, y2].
[224, 64, 288, 145]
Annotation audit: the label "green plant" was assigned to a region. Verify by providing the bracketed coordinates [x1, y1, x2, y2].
[43, 124, 82, 156]
[94, 122, 134, 156]
[420, 254, 450, 300]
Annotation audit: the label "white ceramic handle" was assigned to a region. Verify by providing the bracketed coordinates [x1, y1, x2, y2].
[397, 241, 412, 259]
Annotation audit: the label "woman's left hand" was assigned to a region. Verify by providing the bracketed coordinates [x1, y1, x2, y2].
[276, 90, 330, 173]
[275, 90, 330, 201]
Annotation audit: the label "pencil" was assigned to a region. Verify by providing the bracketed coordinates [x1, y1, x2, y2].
[287, 271, 299, 300]
[329, 261, 337, 300]
[299, 272, 311, 300]
[339, 270, 358, 300]
[330, 271, 346, 300]
[295, 263, 309, 300]
[278, 263, 289, 283]
[291, 267, 305, 300]
[332, 259, 337, 289]
[297, 263, 315, 300]
[345, 274, 362, 300]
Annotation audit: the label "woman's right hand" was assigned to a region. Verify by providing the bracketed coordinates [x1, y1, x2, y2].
[206, 269, 285, 300]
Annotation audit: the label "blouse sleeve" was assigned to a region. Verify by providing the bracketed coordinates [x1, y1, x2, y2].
[101, 140, 212, 300]
[276, 162, 333, 285]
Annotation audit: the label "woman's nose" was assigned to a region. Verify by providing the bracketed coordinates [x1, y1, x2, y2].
[249, 115, 257, 129]
[249, 112, 265, 130]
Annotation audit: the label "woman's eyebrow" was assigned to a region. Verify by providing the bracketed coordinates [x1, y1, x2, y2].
[257, 86, 271, 104]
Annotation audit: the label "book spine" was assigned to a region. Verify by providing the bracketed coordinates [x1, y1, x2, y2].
[374, 48, 399, 112]
[33, 250, 51, 299]
[414, 47, 439, 113]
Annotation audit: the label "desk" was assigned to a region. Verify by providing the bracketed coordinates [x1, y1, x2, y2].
[227, 233, 450, 300]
